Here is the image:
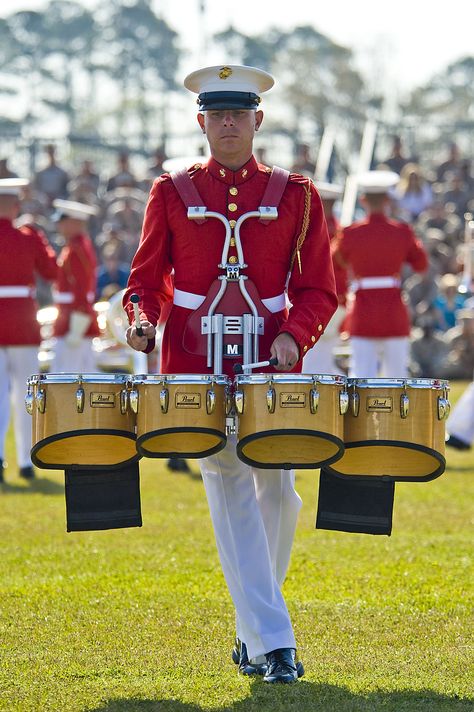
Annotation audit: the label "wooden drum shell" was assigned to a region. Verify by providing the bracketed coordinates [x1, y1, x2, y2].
[133, 374, 229, 459]
[327, 378, 449, 482]
[234, 374, 347, 469]
[27, 374, 138, 470]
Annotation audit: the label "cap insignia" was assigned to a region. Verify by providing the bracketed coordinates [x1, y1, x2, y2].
[219, 66, 233, 80]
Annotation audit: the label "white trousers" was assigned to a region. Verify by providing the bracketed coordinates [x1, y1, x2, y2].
[349, 336, 410, 378]
[52, 337, 97, 373]
[303, 305, 346, 375]
[199, 436, 302, 659]
[447, 380, 474, 446]
[0, 346, 38, 468]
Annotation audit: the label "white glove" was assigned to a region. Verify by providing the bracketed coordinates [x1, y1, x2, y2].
[64, 311, 92, 347]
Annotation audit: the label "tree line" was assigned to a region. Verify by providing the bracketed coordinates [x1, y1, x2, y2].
[0, 0, 473, 156]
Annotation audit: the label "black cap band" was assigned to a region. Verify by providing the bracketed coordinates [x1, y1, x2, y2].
[198, 91, 260, 111]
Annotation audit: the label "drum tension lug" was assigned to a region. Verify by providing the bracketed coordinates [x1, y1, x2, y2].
[266, 385, 276, 414]
[400, 391, 409, 419]
[36, 388, 46, 414]
[76, 387, 85, 414]
[160, 387, 169, 414]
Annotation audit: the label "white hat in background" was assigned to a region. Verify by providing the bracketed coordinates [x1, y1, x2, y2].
[161, 156, 208, 173]
[184, 64, 274, 111]
[356, 170, 400, 194]
[52, 199, 98, 221]
[316, 181, 344, 201]
[0, 178, 29, 195]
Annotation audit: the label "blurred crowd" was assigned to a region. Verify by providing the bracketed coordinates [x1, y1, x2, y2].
[1, 135, 474, 382]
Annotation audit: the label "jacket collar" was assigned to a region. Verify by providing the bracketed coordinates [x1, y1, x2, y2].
[207, 155, 259, 185]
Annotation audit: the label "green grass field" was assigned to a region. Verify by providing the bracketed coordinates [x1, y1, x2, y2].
[0, 382, 473, 712]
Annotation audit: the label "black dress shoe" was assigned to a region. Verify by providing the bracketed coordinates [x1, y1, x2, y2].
[446, 435, 471, 451]
[264, 648, 300, 683]
[19, 466, 35, 480]
[167, 457, 191, 473]
[232, 638, 267, 676]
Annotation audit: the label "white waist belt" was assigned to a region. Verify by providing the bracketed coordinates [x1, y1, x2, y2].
[173, 288, 286, 314]
[0, 286, 34, 298]
[54, 291, 95, 304]
[352, 276, 401, 291]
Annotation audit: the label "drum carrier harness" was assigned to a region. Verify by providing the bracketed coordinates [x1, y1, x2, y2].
[171, 165, 289, 375]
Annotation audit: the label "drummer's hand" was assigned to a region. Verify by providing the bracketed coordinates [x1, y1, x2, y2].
[270, 333, 300, 372]
[126, 321, 156, 351]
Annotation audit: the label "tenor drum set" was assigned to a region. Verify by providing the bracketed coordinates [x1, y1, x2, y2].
[24, 199, 451, 533]
[25, 371, 450, 479]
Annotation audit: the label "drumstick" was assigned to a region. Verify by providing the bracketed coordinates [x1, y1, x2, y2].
[233, 357, 278, 374]
[130, 294, 144, 337]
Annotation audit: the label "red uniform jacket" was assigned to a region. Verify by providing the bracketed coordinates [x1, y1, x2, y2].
[0, 219, 57, 346]
[124, 156, 338, 377]
[332, 212, 428, 337]
[53, 233, 100, 337]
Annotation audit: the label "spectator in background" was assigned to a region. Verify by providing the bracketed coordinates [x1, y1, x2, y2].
[409, 311, 448, 378]
[0, 158, 18, 179]
[432, 273, 466, 331]
[382, 135, 411, 175]
[422, 228, 458, 276]
[440, 308, 474, 380]
[290, 142, 315, 177]
[106, 151, 137, 192]
[33, 144, 70, 209]
[70, 160, 101, 201]
[404, 268, 440, 327]
[416, 198, 463, 249]
[147, 146, 167, 180]
[436, 142, 463, 183]
[442, 172, 470, 219]
[394, 163, 433, 222]
[96, 242, 130, 300]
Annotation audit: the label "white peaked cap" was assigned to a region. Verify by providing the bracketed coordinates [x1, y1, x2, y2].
[0, 178, 29, 195]
[357, 170, 400, 194]
[53, 199, 99, 220]
[184, 65, 274, 110]
[316, 181, 344, 200]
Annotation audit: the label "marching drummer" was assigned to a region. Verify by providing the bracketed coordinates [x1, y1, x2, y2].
[0, 178, 58, 483]
[332, 171, 429, 378]
[51, 199, 100, 373]
[124, 64, 337, 683]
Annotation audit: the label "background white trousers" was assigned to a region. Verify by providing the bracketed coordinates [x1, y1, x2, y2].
[52, 337, 96, 373]
[199, 435, 302, 660]
[447, 380, 474, 446]
[303, 305, 346, 376]
[349, 336, 410, 378]
[0, 346, 38, 468]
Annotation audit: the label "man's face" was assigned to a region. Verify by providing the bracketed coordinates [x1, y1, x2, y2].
[197, 109, 263, 165]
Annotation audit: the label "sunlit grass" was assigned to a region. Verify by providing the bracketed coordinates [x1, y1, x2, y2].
[0, 382, 472, 711]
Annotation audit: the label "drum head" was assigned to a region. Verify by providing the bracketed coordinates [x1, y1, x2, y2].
[237, 429, 344, 470]
[327, 441, 446, 482]
[136, 428, 226, 459]
[31, 430, 140, 470]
